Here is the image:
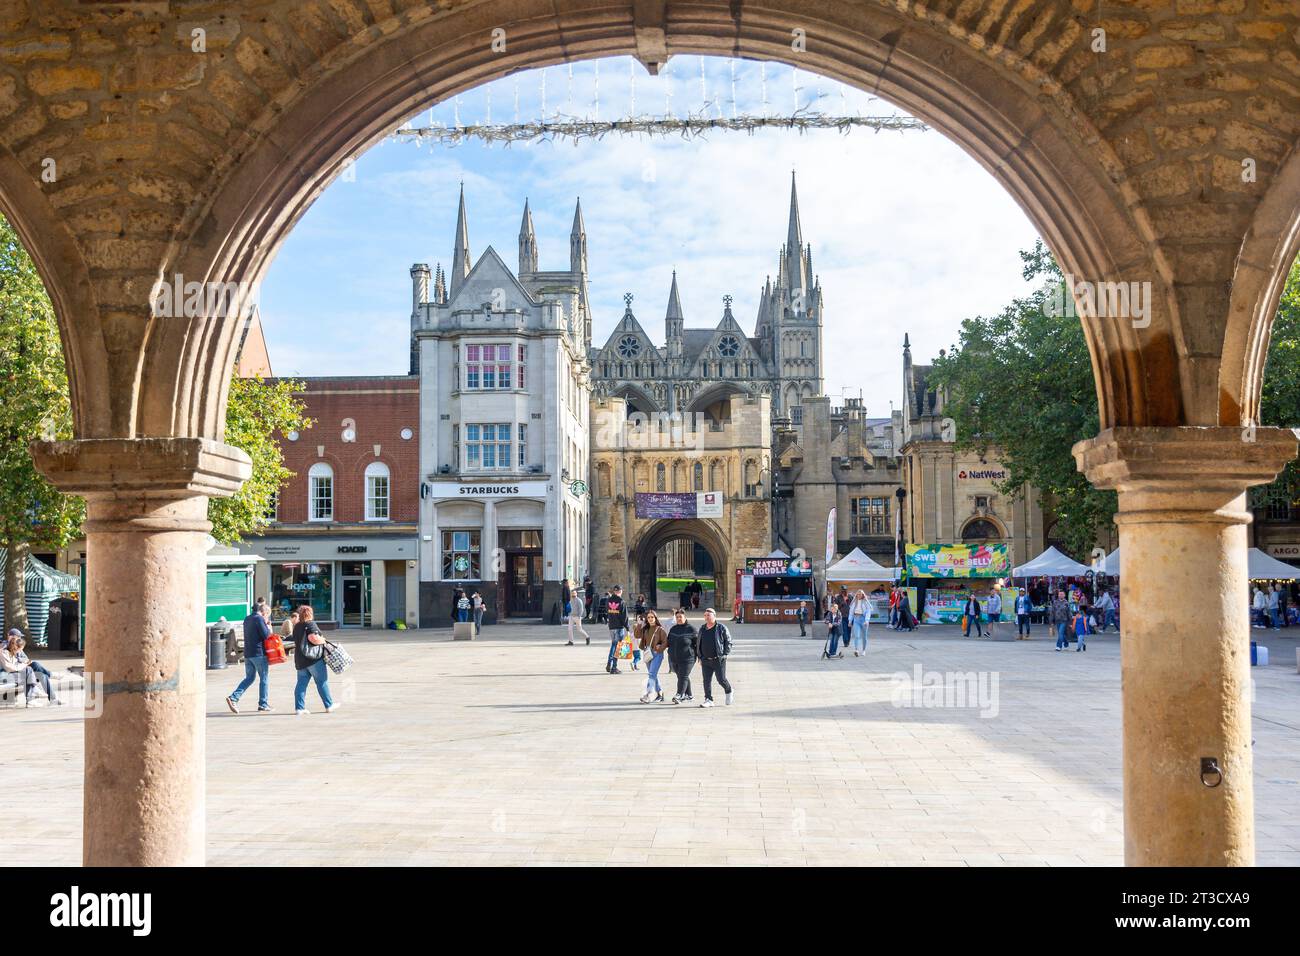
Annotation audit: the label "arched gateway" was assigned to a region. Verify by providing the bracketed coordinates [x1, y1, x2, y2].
[2, 0, 1298, 866]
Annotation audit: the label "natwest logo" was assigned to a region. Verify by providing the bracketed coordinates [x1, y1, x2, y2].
[958, 469, 1006, 480]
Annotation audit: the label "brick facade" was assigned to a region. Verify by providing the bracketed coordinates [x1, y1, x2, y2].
[271, 375, 419, 525]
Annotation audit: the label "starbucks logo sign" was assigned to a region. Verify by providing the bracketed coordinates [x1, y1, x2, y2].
[569, 479, 588, 497]
[453, 555, 470, 572]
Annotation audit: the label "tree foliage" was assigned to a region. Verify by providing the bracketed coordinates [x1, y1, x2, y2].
[1256, 257, 1300, 503]
[0, 215, 84, 633]
[926, 241, 1117, 558]
[207, 375, 311, 545]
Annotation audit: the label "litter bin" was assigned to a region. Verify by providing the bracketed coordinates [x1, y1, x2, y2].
[206, 624, 228, 670]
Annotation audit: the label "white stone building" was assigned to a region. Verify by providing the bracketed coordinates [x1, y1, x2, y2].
[411, 189, 591, 624]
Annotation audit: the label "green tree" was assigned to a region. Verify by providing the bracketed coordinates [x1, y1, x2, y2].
[207, 374, 311, 544]
[0, 215, 84, 635]
[926, 241, 1118, 558]
[1255, 257, 1300, 505]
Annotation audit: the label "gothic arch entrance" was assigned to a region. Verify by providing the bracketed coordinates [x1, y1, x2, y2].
[2, 0, 1297, 867]
[628, 519, 730, 611]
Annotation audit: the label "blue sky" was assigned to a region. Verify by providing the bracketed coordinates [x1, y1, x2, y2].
[259, 56, 1041, 416]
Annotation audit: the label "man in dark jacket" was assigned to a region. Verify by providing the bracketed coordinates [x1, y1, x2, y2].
[666, 608, 697, 703]
[583, 576, 595, 621]
[226, 603, 272, 713]
[1051, 591, 1073, 650]
[963, 593, 983, 638]
[696, 607, 734, 707]
[605, 585, 630, 673]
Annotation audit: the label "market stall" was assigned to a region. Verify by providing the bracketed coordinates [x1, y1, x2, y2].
[826, 548, 896, 621]
[0, 549, 80, 648]
[1012, 545, 1098, 626]
[905, 543, 1010, 624]
[1248, 547, 1300, 628]
[738, 550, 815, 624]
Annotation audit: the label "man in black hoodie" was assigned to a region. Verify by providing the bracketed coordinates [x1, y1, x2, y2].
[666, 607, 697, 703]
[604, 585, 629, 673]
[696, 607, 734, 708]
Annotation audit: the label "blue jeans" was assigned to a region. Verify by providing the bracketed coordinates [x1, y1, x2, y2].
[294, 660, 334, 711]
[827, 625, 841, 655]
[607, 628, 626, 667]
[1055, 623, 1069, 648]
[230, 655, 270, 709]
[851, 615, 869, 651]
[646, 651, 664, 693]
[1102, 609, 1117, 631]
[457, 608, 468, 622]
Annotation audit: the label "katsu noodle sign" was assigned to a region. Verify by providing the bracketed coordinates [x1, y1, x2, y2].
[906, 543, 1010, 578]
[745, 557, 813, 577]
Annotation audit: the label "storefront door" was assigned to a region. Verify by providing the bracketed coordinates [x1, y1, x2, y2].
[506, 553, 543, 617]
[340, 561, 370, 627]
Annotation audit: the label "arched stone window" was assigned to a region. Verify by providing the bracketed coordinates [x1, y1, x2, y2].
[962, 518, 1001, 541]
[656, 462, 666, 491]
[673, 461, 685, 492]
[693, 462, 704, 491]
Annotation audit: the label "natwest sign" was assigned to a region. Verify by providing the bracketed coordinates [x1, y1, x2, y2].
[958, 468, 1007, 481]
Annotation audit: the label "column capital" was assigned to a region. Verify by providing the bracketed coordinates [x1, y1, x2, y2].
[1074, 426, 1296, 493]
[1074, 426, 1297, 524]
[30, 437, 251, 499]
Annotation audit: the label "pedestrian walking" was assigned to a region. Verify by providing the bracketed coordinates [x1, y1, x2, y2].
[604, 585, 629, 674]
[1074, 608, 1089, 652]
[985, 589, 1002, 639]
[471, 590, 484, 634]
[963, 593, 984, 638]
[636, 610, 669, 703]
[583, 575, 595, 622]
[797, 600, 809, 637]
[666, 608, 697, 703]
[1267, 584, 1280, 630]
[823, 604, 845, 659]
[226, 601, 273, 713]
[849, 589, 871, 655]
[1, 630, 61, 706]
[888, 586, 900, 629]
[695, 607, 734, 707]
[292, 605, 338, 715]
[1051, 590, 1072, 650]
[1015, 589, 1032, 639]
[566, 586, 590, 645]
[1252, 585, 1268, 628]
[635, 593, 647, 619]
[1278, 584, 1290, 628]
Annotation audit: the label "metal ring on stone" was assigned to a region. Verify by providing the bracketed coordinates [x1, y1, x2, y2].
[1200, 758, 1223, 789]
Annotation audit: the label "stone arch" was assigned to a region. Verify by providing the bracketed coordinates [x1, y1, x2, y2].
[132, 0, 1213, 444]
[628, 517, 731, 609]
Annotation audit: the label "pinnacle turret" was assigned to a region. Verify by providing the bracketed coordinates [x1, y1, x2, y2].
[570, 198, 587, 274]
[518, 198, 538, 274]
[451, 184, 470, 296]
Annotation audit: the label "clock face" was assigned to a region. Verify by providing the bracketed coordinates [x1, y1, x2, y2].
[718, 334, 740, 357]
[616, 335, 641, 358]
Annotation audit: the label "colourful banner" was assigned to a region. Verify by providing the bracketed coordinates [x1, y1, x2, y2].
[906, 543, 1010, 578]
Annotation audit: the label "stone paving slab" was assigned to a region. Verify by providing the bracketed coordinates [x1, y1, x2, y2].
[6, 622, 1299, 866]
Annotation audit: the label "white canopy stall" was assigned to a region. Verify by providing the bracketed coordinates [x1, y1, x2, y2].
[1011, 546, 1092, 579]
[826, 547, 897, 583]
[1247, 547, 1300, 581]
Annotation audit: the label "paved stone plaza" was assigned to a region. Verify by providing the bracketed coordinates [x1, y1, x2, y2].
[10, 620, 1300, 866]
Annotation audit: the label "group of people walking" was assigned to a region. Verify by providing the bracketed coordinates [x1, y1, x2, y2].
[226, 599, 342, 715]
[576, 582, 735, 707]
[1252, 583, 1292, 629]
[821, 589, 873, 659]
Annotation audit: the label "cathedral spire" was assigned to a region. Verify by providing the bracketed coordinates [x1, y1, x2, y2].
[433, 263, 446, 304]
[785, 171, 808, 297]
[569, 198, 587, 274]
[451, 183, 471, 296]
[665, 271, 683, 359]
[518, 198, 538, 274]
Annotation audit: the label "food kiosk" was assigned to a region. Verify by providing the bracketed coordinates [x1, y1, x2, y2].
[825, 548, 897, 621]
[738, 551, 815, 624]
[906, 543, 1011, 624]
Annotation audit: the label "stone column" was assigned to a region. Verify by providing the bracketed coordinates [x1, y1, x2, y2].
[1074, 426, 1296, 866]
[32, 438, 250, 867]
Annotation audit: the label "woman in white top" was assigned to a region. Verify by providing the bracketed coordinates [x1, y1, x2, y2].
[566, 584, 590, 646]
[849, 590, 871, 655]
[1, 632, 61, 705]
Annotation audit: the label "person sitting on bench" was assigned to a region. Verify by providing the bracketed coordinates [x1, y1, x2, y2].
[2, 629, 61, 705]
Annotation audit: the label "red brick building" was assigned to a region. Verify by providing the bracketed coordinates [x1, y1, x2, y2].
[239, 376, 421, 629]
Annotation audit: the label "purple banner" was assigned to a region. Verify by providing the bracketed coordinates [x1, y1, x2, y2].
[635, 492, 696, 519]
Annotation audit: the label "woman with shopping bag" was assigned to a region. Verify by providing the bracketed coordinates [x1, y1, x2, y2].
[292, 605, 339, 715]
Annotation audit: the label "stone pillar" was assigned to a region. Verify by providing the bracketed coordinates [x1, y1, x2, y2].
[1074, 427, 1296, 866]
[32, 438, 251, 867]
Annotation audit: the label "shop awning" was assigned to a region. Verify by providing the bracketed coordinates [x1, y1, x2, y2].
[1248, 547, 1300, 580]
[826, 547, 897, 582]
[1011, 546, 1092, 578]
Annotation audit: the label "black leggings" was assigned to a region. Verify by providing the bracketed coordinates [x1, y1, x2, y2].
[673, 657, 695, 697]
